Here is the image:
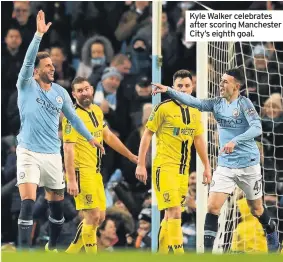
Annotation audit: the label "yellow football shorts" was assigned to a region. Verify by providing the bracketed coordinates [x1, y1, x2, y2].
[74, 168, 106, 211]
[152, 165, 189, 211]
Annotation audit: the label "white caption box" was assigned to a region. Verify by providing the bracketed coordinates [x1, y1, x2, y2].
[185, 11, 283, 41]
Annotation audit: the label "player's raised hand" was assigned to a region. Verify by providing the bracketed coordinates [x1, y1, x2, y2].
[67, 180, 79, 197]
[203, 168, 212, 185]
[220, 141, 236, 155]
[36, 10, 52, 35]
[135, 165, 147, 185]
[88, 138, 105, 154]
[151, 83, 168, 95]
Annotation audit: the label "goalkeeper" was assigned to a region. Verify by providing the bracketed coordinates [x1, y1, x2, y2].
[152, 68, 281, 253]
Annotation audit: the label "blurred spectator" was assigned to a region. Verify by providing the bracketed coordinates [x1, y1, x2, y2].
[93, 67, 123, 184]
[261, 94, 283, 208]
[244, 44, 282, 111]
[133, 18, 178, 83]
[127, 37, 151, 75]
[76, 36, 114, 78]
[126, 207, 151, 249]
[97, 218, 118, 251]
[111, 54, 132, 76]
[121, 103, 152, 191]
[231, 198, 267, 253]
[2, 27, 24, 136]
[115, 1, 151, 45]
[128, 75, 152, 129]
[50, 46, 76, 98]
[11, 1, 48, 50]
[110, 54, 135, 141]
[6, 91, 20, 136]
[94, 67, 122, 118]
[89, 53, 132, 89]
[2, 27, 24, 93]
[106, 205, 135, 247]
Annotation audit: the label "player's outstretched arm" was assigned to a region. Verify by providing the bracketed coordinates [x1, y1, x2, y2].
[63, 143, 79, 197]
[17, 10, 52, 88]
[62, 92, 105, 153]
[136, 128, 154, 185]
[194, 134, 211, 185]
[103, 126, 138, 164]
[151, 83, 215, 112]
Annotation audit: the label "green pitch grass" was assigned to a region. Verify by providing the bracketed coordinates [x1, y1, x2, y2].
[2, 251, 282, 262]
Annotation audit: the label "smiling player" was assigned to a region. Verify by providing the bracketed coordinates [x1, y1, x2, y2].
[152, 67, 280, 253]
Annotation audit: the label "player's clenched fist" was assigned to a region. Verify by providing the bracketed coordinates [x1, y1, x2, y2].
[67, 180, 79, 197]
[135, 165, 147, 185]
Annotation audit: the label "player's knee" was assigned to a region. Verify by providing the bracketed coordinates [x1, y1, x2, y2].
[167, 206, 181, 219]
[19, 199, 35, 220]
[48, 200, 65, 224]
[207, 202, 221, 215]
[45, 188, 64, 201]
[85, 210, 100, 226]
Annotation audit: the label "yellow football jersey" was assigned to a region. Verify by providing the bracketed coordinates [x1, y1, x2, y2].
[62, 104, 106, 172]
[146, 99, 203, 174]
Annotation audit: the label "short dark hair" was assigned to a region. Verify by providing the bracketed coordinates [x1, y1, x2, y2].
[5, 27, 21, 37]
[97, 218, 115, 237]
[225, 68, 245, 86]
[173, 69, 193, 83]
[71, 76, 89, 91]
[35, 52, 50, 68]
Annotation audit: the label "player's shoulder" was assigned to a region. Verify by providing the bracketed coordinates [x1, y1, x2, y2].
[72, 104, 86, 117]
[238, 95, 252, 104]
[154, 99, 174, 112]
[237, 95, 254, 109]
[52, 83, 68, 98]
[52, 82, 65, 92]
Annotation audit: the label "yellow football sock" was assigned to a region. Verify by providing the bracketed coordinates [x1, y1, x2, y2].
[65, 221, 83, 254]
[158, 220, 169, 254]
[167, 218, 184, 254]
[82, 224, 97, 253]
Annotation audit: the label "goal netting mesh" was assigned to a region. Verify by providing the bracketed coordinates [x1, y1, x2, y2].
[207, 41, 283, 253]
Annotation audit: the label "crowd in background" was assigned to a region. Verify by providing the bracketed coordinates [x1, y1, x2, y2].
[1, 1, 283, 253]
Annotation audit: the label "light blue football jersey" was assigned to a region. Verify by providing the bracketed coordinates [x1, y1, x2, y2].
[167, 88, 262, 168]
[17, 34, 93, 154]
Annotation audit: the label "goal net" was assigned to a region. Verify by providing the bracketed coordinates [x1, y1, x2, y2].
[207, 41, 283, 253]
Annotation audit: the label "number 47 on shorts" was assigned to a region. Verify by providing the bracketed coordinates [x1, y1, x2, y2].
[253, 179, 262, 196]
